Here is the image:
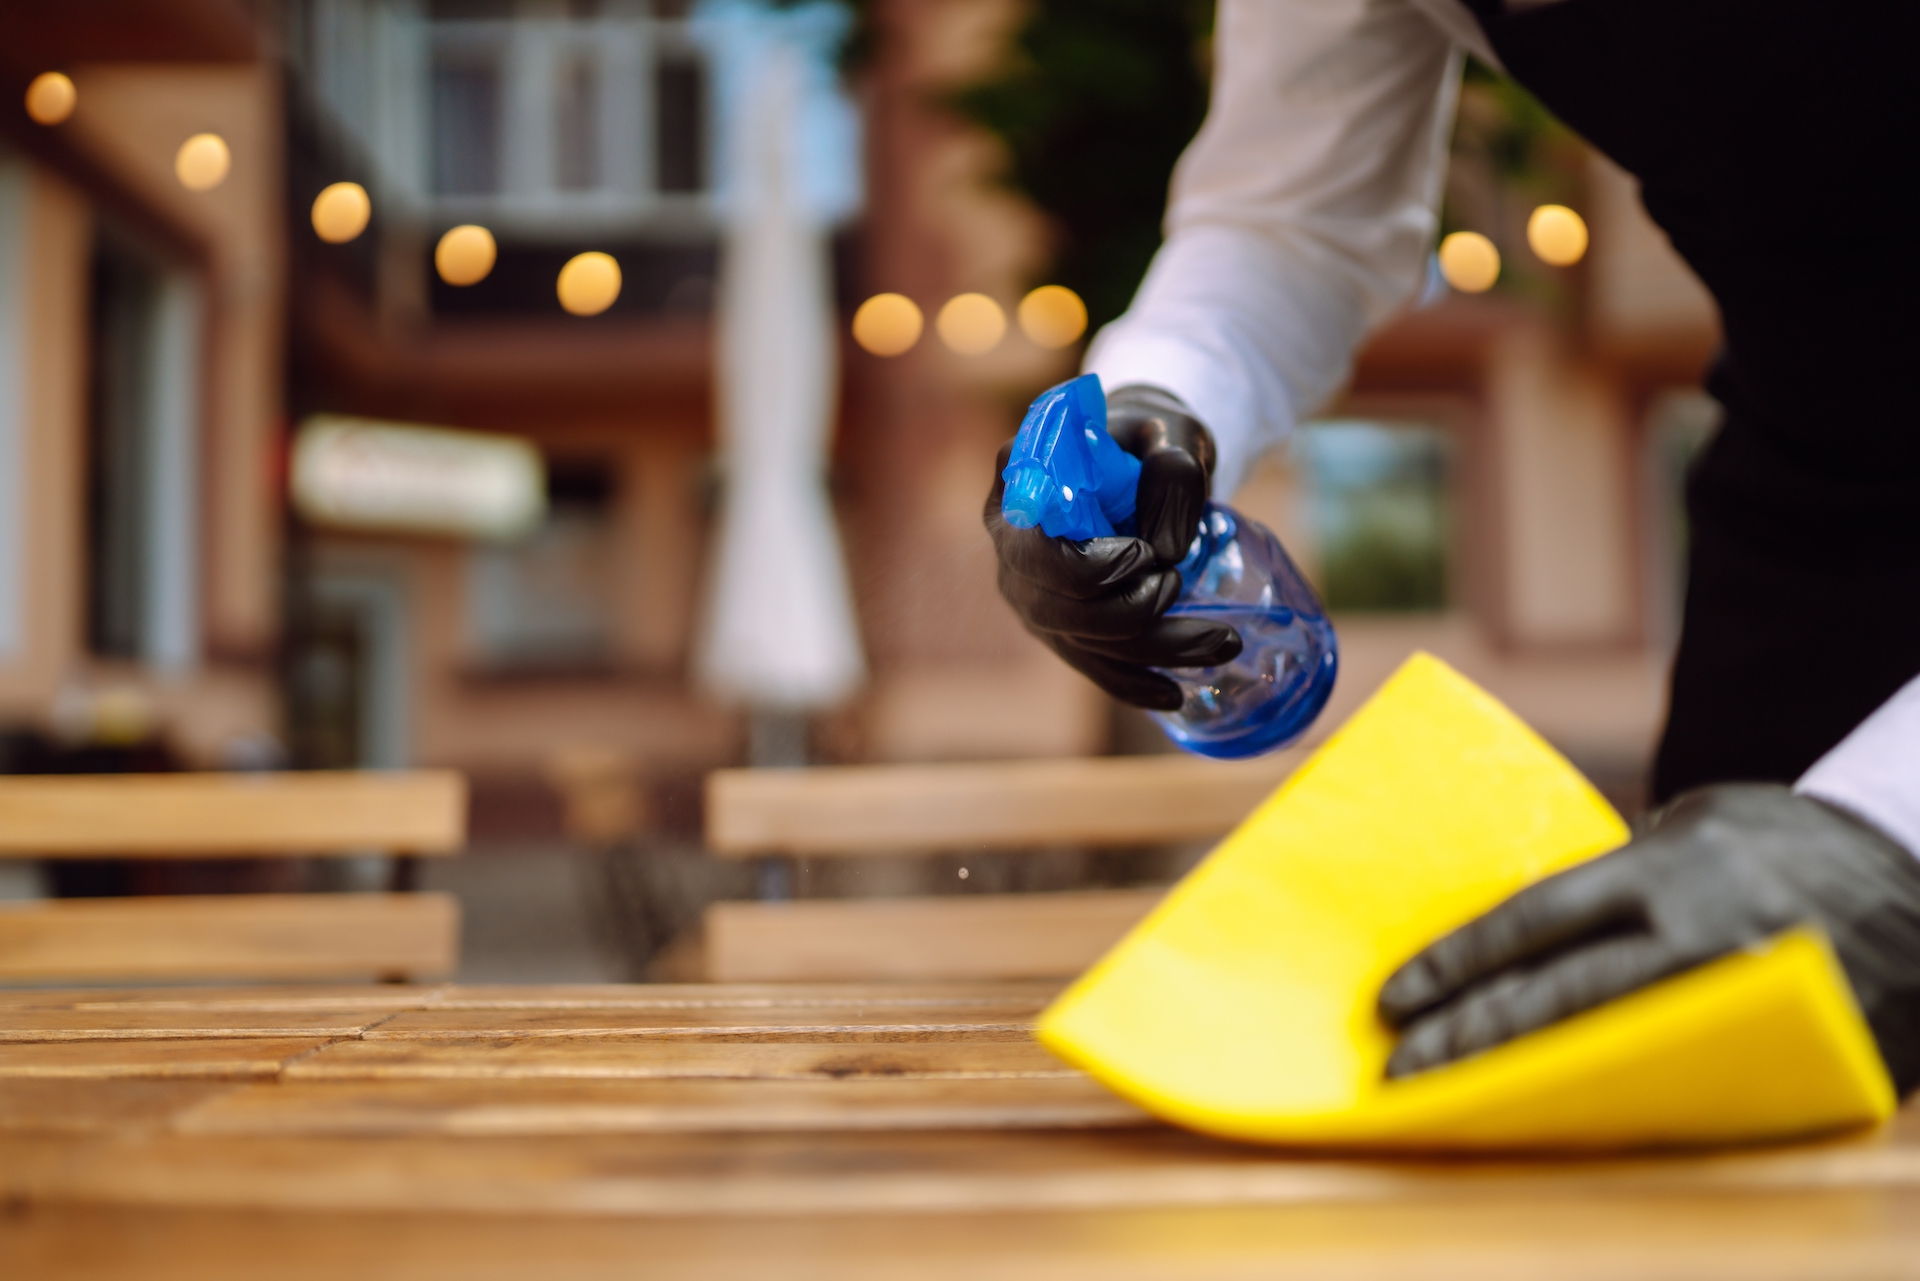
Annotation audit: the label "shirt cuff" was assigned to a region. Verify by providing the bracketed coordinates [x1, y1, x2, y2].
[1796, 672, 1920, 859]
[1085, 331, 1274, 500]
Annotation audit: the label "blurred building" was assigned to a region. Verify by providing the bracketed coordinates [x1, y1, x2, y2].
[0, 0, 1722, 835]
[0, 4, 284, 767]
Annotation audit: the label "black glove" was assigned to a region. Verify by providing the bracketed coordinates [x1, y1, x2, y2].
[1378, 784, 1920, 1094]
[984, 384, 1240, 711]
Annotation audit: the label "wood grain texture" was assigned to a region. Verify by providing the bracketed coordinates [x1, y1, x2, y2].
[0, 770, 467, 857]
[0, 985, 445, 1011]
[705, 755, 1296, 857]
[286, 1037, 1076, 1081]
[702, 890, 1163, 982]
[16, 1122, 1920, 1218]
[0, 1007, 405, 1042]
[8, 981, 1920, 1281]
[7, 1192, 1920, 1281]
[171, 1076, 1154, 1136]
[363, 1006, 1043, 1041]
[421, 981, 1064, 1010]
[0, 1037, 337, 1079]
[0, 893, 460, 983]
[0, 1079, 235, 1133]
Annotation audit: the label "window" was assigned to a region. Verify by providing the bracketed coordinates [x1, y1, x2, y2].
[416, 4, 710, 220]
[431, 41, 503, 195]
[654, 51, 705, 194]
[1292, 422, 1454, 612]
[84, 231, 201, 669]
[555, 51, 601, 191]
[465, 459, 619, 671]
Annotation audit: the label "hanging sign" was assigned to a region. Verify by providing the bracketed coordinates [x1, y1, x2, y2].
[291, 416, 545, 540]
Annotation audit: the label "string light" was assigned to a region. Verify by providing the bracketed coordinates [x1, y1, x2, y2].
[1438, 231, 1500, 294]
[1527, 204, 1589, 266]
[435, 225, 497, 286]
[851, 293, 923, 356]
[24, 72, 75, 125]
[174, 133, 230, 192]
[1017, 285, 1088, 349]
[310, 182, 371, 244]
[558, 251, 621, 316]
[936, 293, 1006, 355]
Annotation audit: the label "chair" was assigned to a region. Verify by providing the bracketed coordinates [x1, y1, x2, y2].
[698, 753, 1300, 982]
[0, 770, 466, 984]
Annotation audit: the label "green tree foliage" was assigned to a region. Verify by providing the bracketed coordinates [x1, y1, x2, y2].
[952, 0, 1215, 331]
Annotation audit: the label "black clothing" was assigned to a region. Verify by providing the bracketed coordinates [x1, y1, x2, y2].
[1463, 0, 1920, 799]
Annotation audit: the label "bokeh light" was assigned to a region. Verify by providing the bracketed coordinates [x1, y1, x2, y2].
[851, 293, 923, 356]
[1527, 204, 1589, 267]
[1438, 231, 1500, 294]
[558, 251, 622, 316]
[1017, 285, 1088, 349]
[310, 182, 371, 244]
[174, 133, 231, 192]
[434, 225, 497, 286]
[936, 293, 1006, 355]
[24, 72, 76, 125]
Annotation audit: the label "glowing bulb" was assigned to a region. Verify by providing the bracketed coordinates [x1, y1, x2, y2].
[435, 225, 497, 286]
[175, 133, 231, 192]
[936, 293, 1007, 355]
[1017, 285, 1088, 349]
[1438, 231, 1500, 294]
[851, 293, 923, 356]
[24, 72, 76, 125]
[558, 251, 622, 316]
[310, 182, 371, 244]
[1527, 204, 1589, 267]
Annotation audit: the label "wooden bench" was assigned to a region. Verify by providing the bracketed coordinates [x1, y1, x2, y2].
[0, 771, 467, 984]
[699, 755, 1300, 982]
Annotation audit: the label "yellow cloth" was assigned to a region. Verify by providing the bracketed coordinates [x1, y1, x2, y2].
[1038, 653, 1895, 1149]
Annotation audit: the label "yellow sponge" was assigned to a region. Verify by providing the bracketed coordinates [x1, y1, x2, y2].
[1037, 653, 1895, 1149]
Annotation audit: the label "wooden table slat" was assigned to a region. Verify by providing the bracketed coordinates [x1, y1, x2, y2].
[364, 1006, 1044, 1042]
[0, 1008, 408, 1041]
[171, 1076, 1152, 1137]
[0, 1037, 338, 1079]
[287, 1037, 1076, 1082]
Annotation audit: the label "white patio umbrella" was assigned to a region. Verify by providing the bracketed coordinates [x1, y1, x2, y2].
[692, 0, 865, 720]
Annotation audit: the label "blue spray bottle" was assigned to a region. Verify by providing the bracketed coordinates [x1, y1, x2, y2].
[1002, 374, 1338, 759]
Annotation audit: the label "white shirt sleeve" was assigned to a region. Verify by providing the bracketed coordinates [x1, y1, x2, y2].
[1796, 674, 1920, 858]
[1084, 0, 1477, 497]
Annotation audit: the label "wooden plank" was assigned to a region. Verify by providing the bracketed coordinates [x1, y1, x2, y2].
[171, 1076, 1155, 1136]
[0, 1037, 337, 1079]
[423, 981, 1065, 1010]
[0, 892, 460, 983]
[286, 1037, 1076, 1081]
[18, 1118, 1920, 1218]
[705, 755, 1298, 857]
[703, 889, 1164, 983]
[0, 770, 466, 857]
[0, 1007, 404, 1042]
[0, 1079, 234, 1133]
[364, 1006, 1043, 1042]
[9, 1193, 1920, 1281]
[0, 985, 444, 1011]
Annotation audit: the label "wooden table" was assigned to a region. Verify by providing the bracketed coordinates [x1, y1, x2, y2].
[2, 982, 1917, 1279]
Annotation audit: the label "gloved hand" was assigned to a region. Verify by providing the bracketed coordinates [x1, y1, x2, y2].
[984, 384, 1240, 711]
[1378, 784, 1920, 1094]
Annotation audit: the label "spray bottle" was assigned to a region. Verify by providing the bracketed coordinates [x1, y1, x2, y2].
[1002, 374, 1338, 759]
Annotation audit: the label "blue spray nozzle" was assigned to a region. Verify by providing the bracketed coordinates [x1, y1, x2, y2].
[999, 373, 1141, 541]
[1001, 466, 1053, 530]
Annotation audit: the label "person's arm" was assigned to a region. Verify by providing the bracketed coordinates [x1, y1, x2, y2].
[1796, 674, 1920, 858]
[1085, 0, 1473, 497]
